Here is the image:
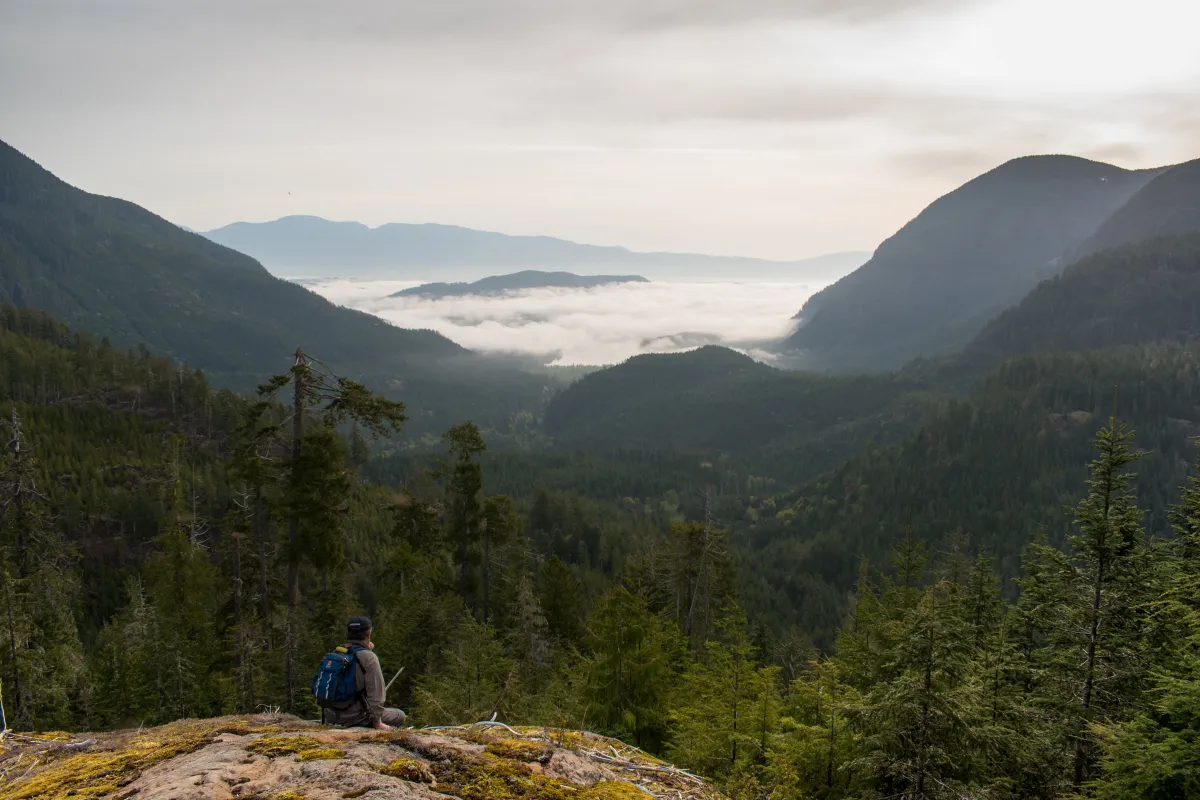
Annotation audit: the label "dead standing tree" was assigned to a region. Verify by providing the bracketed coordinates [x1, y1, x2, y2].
[254, 349, 406, 710]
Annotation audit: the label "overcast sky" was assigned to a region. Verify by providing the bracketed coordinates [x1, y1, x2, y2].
[3, 0, 1198, 259]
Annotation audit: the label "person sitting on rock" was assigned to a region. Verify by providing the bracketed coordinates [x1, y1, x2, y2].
[323, 616, 408, 730]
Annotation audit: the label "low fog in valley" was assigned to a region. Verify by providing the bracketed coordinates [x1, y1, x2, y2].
[307, 277, 822, 364]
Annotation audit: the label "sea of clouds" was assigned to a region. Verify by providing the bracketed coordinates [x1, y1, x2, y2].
[305, 278, 825, 365]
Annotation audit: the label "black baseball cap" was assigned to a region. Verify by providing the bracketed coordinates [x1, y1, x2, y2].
[347, 616, 373, 639]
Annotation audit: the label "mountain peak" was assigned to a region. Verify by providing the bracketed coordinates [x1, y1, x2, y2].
[781, 153, 1162, 372]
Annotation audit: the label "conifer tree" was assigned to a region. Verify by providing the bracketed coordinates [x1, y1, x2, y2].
[850, 568, 981, 799]
[90, 578, 159, 728]
[667, 613, 777, 782]
[480, 494, 520, 626]
[1020, 422, 1160, 789]
[1094, 457, 1200, 798]
[254, 351, 405, 710]
[584, 583, 682, 749]
[412, 612, 511, 724]
[442, 422, 485, 611]
[772, 655, 861, 798]
[539, 555, 586, 644]
[0, 409, 86, 730]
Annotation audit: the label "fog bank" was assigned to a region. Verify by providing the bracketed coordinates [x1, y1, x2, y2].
[305, 278, 823, 365]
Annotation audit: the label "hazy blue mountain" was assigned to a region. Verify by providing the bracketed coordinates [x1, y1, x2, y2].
[0, 138, 465, 387]
[392, 270, 648, 299]
[781, 155, 1161, 372]
[201, 215, 870, 281]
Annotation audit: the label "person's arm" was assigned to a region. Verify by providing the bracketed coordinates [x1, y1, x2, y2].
[358, 649, 387, 728]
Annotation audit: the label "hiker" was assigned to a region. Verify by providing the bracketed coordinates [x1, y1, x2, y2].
[312, 616, 408, 730]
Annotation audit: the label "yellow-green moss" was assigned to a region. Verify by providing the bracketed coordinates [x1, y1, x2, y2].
[1, 718, 283, 800]
[246, 735, 330, 759]
[579, 781, 656, 800]
[362, 729, 666, 800]
[484, 737, 553, 763]
[296, 746, 347, 762]
[273, 792, 306, 800]
[379, 756, 436, 784]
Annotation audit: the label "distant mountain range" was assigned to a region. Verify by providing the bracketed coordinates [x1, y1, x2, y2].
[782, 155, 1168, 371]
[200, 215, 870, 282]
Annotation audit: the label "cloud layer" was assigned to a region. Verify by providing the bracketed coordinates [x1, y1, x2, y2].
[4, 0, 1198, 259]
[308, 278, 822, 365]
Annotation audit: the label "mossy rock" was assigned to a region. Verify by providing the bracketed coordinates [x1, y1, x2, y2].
[296, 746, 347, 763]
[378, 756, 437, 784]
[0, 718, 288, 800]
[484, 737, 553, 763]
[246, 735, 335, 759]
[2, 716, 724, 800]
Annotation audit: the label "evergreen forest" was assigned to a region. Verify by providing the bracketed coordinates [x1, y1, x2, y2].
[3, 301, 1200, 799]
[4, 137, 1200, 799]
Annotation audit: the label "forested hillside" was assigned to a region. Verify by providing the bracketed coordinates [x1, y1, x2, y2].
[543, 346, 935, 483]
[1071, 157, 1200, 259]
[737, 346, 1200, 644]
[782, 155, 1158, 371]
[0, 139, 560, 435]
[0, 140, 463, 382]
[6, 304, 1200, 798]
[966, 232, 1200, 363]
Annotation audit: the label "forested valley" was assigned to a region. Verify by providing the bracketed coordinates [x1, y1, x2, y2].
[5, 139, 1200, 798]
[3, 299, 1200, 798]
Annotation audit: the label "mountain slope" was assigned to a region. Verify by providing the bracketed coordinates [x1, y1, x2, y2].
[0, 139, 464, 387]
[393, 270, 647, 298]
[965, 231, 1200, 363]
[1070, 157, 1200, 259]
[202, 215, 870, 280]
[782, 155, 1159, 372]
[738, 345, 1200, 643]
[543, 346, 931, 483]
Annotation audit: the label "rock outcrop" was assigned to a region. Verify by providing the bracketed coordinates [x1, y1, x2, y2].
[0, 714, 725, 800]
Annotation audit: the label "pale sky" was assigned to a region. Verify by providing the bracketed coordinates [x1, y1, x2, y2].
[3, 0, 1198, 259]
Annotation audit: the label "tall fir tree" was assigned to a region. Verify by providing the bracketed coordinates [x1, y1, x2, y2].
[1019, 422, 1161, 790]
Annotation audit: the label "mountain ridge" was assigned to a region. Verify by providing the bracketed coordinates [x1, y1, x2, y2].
[781, 154, 1162, 372]
[201, 214, 870, 280]
[0, 138, 467, 386]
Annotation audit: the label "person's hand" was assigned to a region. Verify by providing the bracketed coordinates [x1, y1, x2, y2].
[374, 721, 393, 731]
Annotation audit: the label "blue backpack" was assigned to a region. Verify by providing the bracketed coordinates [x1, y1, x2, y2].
[311, 644, 366, 709]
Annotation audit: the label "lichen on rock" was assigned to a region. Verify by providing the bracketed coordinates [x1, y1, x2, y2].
[0, 714, 725, 800]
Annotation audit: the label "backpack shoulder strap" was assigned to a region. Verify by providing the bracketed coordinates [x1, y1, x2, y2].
[347, 645, 370, 696]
